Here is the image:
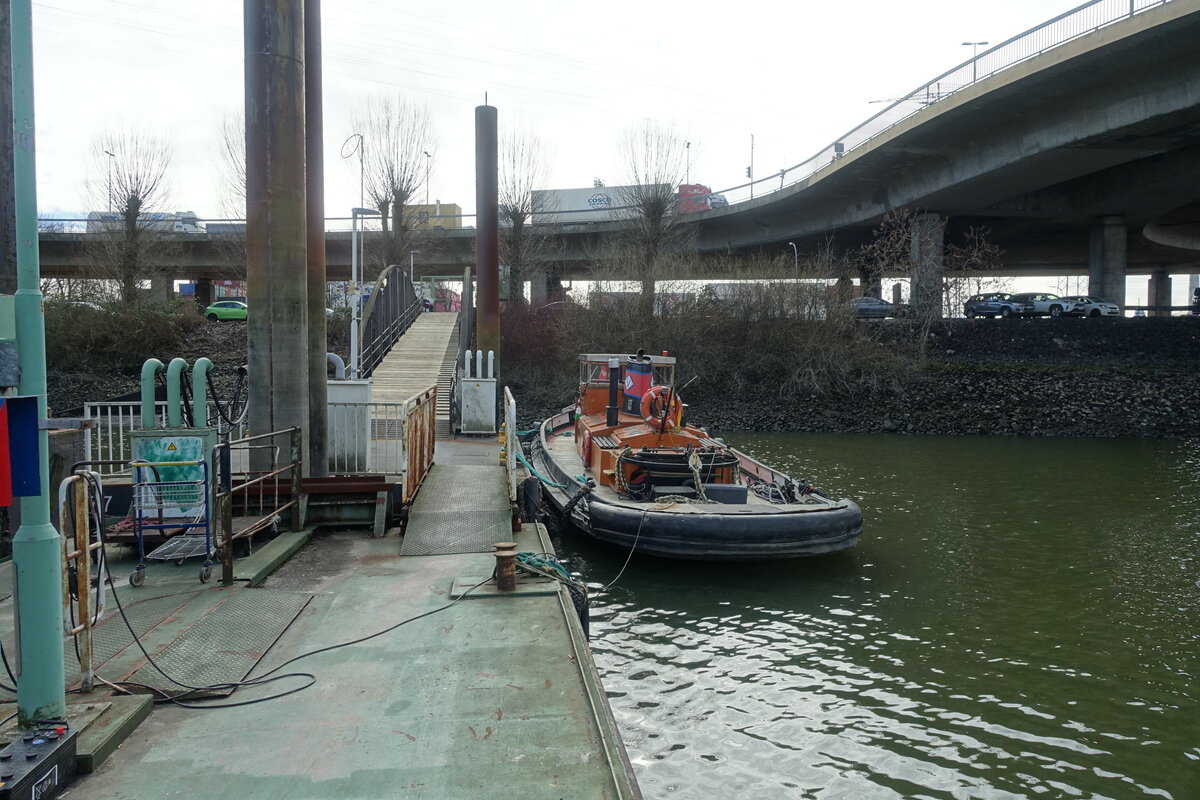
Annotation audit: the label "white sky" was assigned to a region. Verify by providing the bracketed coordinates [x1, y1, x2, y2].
[30, 0, 1088, 221]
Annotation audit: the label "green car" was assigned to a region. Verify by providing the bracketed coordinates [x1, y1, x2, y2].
[204, 300, 248, 321]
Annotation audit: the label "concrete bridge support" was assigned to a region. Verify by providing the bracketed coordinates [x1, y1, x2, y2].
[909, 213, 945, 318]
[1148, 269, 1172, 316]
[1089, 217, 1127, 306]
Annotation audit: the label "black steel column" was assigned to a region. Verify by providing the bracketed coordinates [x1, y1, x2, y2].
[245, 0, 309, 453]
[474, 105, 499, 361]
[304, 0, 326, 476]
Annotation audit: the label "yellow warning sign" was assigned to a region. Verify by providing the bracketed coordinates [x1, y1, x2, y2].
[167, 442, 177, 451]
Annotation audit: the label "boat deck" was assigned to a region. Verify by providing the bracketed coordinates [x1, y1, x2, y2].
[545, 429, 842, 514]
[55, 439, 640, 800]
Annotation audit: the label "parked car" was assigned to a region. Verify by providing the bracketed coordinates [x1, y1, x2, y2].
[847, 296, 911, 319]
[1011, 292, 1075, 317]
[963, 293, 1034, 319]
[1062, 296, 1121, 317]
[204, 300, 248, 321]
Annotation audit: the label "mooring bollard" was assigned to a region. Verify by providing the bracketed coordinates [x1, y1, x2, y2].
[493, 541, 517, 591]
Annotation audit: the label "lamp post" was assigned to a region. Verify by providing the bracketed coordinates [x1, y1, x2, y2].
[409, 249, 420, 287]
[103, 149, 115, 213]
[685, 141, 691, 185]
[350, 206, 380, 380]
[423, 150, 431, 211]
[962, 41, 988, 83]
[787, 241, 798, 274]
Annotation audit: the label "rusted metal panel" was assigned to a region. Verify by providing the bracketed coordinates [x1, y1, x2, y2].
[305, 0, 328, 477]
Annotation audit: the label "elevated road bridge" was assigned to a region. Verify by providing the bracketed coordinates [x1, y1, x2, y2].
[38, 0, 1200, 306]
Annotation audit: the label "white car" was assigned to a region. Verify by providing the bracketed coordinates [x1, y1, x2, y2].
[1010, 292, 1075, 317]
[1063, 296, 1121, 317]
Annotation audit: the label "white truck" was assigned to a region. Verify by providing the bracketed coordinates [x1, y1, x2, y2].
[86, 210, 206, 234]
[531, 185, 667, 224]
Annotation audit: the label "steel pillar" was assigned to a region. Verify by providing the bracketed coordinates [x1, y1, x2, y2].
[304, 0, 326, 476]
[245, 0, 309, 452]
[909, 213, 945, 318]
[0, 4, 15, 296]
[9, 0, 66, 728]
[1088, 216, 1127, 306]
[474, 105, 500, 361]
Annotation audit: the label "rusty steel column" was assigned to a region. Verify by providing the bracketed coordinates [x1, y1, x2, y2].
[245, 0, 309, 454]
[304, 0, 326, 476]
[474, 105, 500, 361]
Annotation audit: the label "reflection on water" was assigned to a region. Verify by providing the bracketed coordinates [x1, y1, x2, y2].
[552, 434, 1200, 799]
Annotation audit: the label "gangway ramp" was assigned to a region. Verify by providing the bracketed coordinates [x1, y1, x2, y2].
[370, 311, 459, 406]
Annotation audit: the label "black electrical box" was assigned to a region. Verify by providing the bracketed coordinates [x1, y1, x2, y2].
[0, 725, 78, 800]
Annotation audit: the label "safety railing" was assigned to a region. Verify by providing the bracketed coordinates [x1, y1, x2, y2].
[403, 386, 437, 502]
[58, 471, 107, 693]
[360, 264, 424, 379]
[327, 400, 408, 475]
[213, 427, 302, 585]
[83, 400, 248, 477]
[503, 387, 517, 503]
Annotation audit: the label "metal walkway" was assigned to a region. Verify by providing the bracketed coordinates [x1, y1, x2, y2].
[369, 311, 459, 405]
[399, 464, 511, 556]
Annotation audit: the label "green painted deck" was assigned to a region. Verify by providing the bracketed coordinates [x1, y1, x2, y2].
[62, 440, 640, 799]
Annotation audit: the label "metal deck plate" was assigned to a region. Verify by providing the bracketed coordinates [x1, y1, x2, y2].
[127, 589, 311, 697]
[400, 465, 512, 556]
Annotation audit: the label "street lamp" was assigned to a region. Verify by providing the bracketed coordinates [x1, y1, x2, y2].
[423, 150, 431, 210]
[962, 41, 988, 83]
[409, 249, 420, 288]
[103, 149, 115, 213]
[350, 206, 380, 380]
[685, 141, 691, 185]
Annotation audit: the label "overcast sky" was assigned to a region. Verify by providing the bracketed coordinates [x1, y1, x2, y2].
[31, 0, 1090, 222]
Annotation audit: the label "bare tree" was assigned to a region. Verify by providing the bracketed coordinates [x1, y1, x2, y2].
[208, 111, 250, 282]
[944, 225, 1005, 316]
[85, 129, 174, 304]
[353, 96, 436, 275]
[618, 121, 689, 317]
[499, 128, 553, 306]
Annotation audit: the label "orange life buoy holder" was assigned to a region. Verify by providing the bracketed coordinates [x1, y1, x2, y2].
[640, 386, 683, 428]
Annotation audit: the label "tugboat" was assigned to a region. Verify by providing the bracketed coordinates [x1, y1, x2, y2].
[526, 351, 863, 560]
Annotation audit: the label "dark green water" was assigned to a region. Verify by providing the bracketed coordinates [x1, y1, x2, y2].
[551, 433, 1200, 799]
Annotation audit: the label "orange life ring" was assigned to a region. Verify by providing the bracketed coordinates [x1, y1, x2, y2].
[640, 386, 683, 428]
[581, 429, 592, 464]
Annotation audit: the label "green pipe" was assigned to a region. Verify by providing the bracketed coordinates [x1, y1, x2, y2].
[141, 358, 164, 429]
[10, 0, 65, 727]
[166, 357, 188, 428]
[192, 358, 212, 427]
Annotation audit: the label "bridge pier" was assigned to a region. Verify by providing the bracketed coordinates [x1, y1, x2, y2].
[910, 213, 944, 318]
[1089, 216, 1127, 306]
[1148, 269, 1172, 316]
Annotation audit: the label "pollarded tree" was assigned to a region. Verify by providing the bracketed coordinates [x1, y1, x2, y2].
[85, 129, 174, 303]
[618, 121, 689, 318]
[499, 127, 553, 306]
[353, 96, 436, 276]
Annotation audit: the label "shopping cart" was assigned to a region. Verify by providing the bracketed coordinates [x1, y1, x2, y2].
[130, 459, 214, 586]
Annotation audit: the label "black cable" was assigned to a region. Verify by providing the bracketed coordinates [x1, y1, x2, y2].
[83, 471, 494, 710]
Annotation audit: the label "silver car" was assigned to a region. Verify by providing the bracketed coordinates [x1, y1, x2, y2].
[1010, 292, 1075, 318]
[1063, 296, 1121, 317]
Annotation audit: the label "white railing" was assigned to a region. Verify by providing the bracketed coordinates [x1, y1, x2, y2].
[327, 401, 408, 476]
[83, 401, 247, 477]
[503, 387, 517, 503]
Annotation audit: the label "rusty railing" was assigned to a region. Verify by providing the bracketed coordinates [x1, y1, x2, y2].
[58, 471, 107, 692]
[213, 427, 302, 585]
[403, 386, 436, 502]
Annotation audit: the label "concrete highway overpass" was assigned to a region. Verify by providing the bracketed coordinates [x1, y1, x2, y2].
[38, 0, 1200, 305]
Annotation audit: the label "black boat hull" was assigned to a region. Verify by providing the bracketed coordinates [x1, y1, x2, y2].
[530, 422, 863, 561]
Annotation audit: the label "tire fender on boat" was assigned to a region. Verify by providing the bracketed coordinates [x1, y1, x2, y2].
[641, 386, 682, 427]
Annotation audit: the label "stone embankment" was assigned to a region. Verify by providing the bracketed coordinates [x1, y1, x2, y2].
[513, 318, 1200, 439]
